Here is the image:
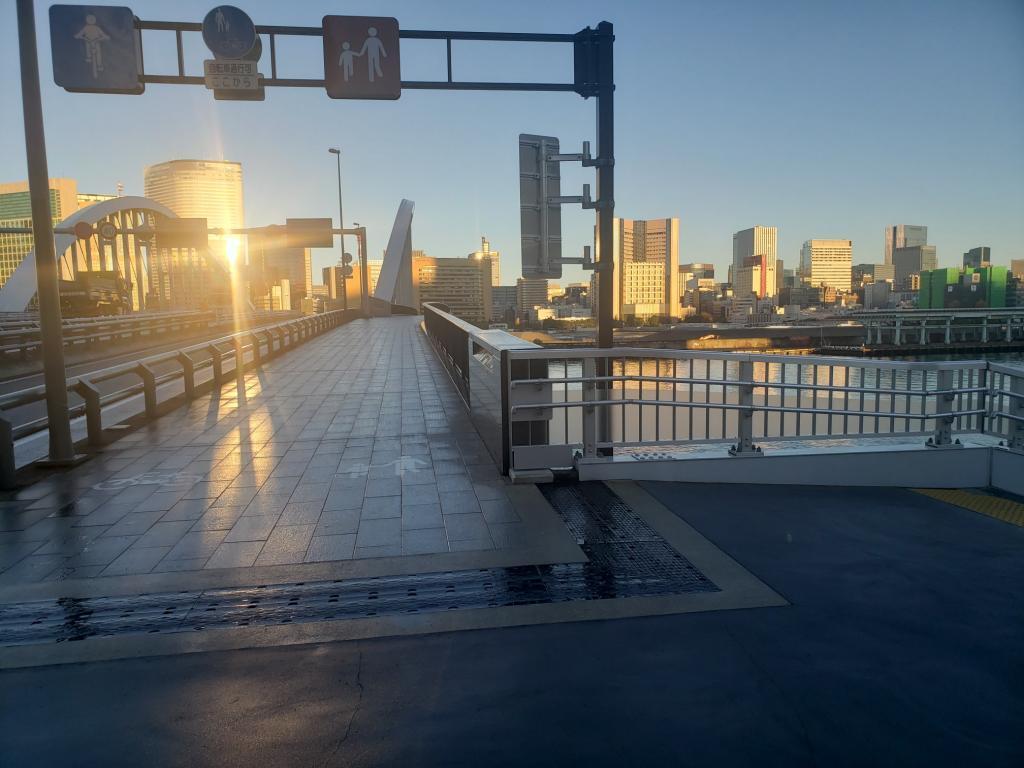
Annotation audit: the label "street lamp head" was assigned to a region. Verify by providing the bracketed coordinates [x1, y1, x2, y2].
[328, 148, 340, 154]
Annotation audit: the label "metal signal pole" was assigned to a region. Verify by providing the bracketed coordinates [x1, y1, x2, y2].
[16, 0, 74, 463]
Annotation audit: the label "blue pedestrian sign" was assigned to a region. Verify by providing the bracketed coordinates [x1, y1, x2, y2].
[202, 5, 257, 59]
[49, 5, 143, 94]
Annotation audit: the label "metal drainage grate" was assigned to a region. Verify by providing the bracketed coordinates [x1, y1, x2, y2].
[0, 482, 717, 647]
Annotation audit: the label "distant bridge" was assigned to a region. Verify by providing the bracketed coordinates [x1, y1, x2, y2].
[849, 308, 1024, 346]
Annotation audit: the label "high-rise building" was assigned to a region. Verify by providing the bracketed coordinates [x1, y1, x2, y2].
[0, 178, 80, 289]
[601, 217, 680, 321]
[1011, 259, 1024, 280]
[143, 160, 243, 229]
[248, 229, 311, 310]
[516, 276, 548, 318]
[853, 263, 896, 284]
[800, 239, 853, 293]
[77, 191, 117, 208]
[963, 247, 992, 269]
[893, 245, 937, 290]
[732, 226, 777, 299]
[491, 285, 518, 323]
[732, 256, 765, 319]
[884, 224, 927, 265]
[323, 261, 382, 309]
[413, 253, 492, 324]
[468, 236, 500, 287]
[919, 266, 1007, 309]
[144, 160, 244, 309]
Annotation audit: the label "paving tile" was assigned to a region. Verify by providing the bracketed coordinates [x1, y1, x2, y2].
[401, 502, 443, 530]
[152, 557, 210, 573]
[355, 518, 401, 549]
[480, 498, 521, 524]
[101, 545, 172, 577]
[314, 509, 360, 536]
[305, 534, 356, 562]
[255, 524, 316, 566]
[133, 520, 194, 549]
[443, 513, 491, 542]
[0, 554, 64, 584]
[435, 474, 474, 493]
[473, 480, 508, 501]
[243, 495, 291, 517]
[353, 544, 402, 559]
[101, 510, 165, 537]
[64, 535, 139, 567]
[184, 483, 234, 501]
[364, 477, 402, 498]
[439, 491, 481, 516]
[45, 564, 106, 581]
[19, 517, 78, 542]
[323, 489, 365, 511]
[223, 514, 279, 543]
[431, 460, 466, 477]
[33, 528, 107, 556]
[279, 501, 325, 526]
[191, 506, 245, 531]
[164, 529, 229, 561]
[211, 487, 259, 508]
[361, 496, 401, 520]
[259, 477, 301, 496]
[401, 527, 448, 555]
[131, 489, 188, 513]
[161, 498, 216, 522]
[289, 482, 330, 504]
[401, 484, 439, 507]
[205, 541, 264, 569]
[401, 468, 436, 486]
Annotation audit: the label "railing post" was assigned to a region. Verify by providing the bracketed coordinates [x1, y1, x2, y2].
[0, 411, 16, 490]
[582, 357, 598, 458]
[75, 380, 104, 447]
[499, 349, 511, 476]
[177, 351, 195, 399]
[137, 363, 158, 419]
[234, 337, 246, 382]
[1006, 372, 1024, 453]
[250, 331, 261, 366]
[209, 344, 223, 385]
[927, 368, 956, 448]
[729, 359, 762, 456]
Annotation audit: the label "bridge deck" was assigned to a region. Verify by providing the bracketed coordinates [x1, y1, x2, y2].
[0, 316, 533, 586]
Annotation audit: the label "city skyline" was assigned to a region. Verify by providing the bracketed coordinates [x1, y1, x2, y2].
[0, 0, 1021, 285]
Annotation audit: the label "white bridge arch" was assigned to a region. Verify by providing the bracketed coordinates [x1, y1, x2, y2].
[0, 195, 177, 313]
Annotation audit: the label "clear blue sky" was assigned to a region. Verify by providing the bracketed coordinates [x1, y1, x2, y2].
[1, 0, 1022, 284]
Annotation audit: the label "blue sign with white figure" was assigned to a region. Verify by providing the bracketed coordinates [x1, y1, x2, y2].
[202, 5, 257, 59]
[50, 5, 143, 94]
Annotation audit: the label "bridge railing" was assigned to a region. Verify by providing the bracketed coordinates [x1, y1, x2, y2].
[420, 303, 1024, 476]
[0, 308, 302, 359]
[0, 309, 357, 487]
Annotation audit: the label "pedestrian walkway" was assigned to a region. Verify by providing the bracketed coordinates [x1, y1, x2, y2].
[0, 317, 537, 586]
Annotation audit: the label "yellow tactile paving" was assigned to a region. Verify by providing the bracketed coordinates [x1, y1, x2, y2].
[913, 488, 1024, 528]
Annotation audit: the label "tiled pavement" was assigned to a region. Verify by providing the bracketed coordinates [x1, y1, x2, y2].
[0, 317, 529, 585]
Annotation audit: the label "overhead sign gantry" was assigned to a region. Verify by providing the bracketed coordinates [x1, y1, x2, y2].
[17, 2, 615, 470]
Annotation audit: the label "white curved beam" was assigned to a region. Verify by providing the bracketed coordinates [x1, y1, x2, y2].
[374, 199, 415, 307]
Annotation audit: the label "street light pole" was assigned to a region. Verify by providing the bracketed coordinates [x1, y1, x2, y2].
[328, 147, 348, 312]
[16, 0, 75, 463]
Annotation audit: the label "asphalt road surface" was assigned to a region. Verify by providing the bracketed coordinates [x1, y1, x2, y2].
[2, 484, 1021, 767]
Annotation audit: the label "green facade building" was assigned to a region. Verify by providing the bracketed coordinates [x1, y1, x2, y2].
[918, 266, 1008, 309]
